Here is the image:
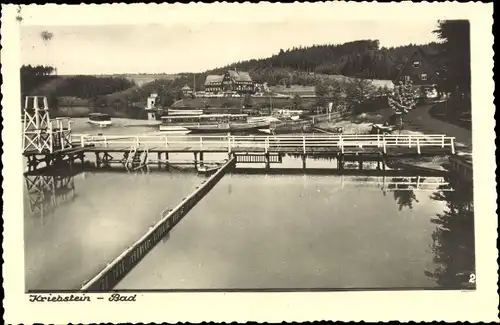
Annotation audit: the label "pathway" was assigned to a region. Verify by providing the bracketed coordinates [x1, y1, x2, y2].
[405, 104, 472, 154]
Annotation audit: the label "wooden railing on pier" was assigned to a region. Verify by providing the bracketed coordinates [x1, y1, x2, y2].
[79, 156, 236, 291]
[72, 133, 456, 155]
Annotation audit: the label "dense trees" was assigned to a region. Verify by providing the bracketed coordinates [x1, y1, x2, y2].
[208, 40, 445, 85]
[433, 20, 471, 96]
[55, 75, 136, 99]
[314, 77, 381, 114]
[20, 65, 58, 106]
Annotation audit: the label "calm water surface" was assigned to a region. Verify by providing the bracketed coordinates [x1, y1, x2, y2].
[24, 171, 203, 291]
[115, 172, 474, 290]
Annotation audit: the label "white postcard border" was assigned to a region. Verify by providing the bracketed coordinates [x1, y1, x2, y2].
[1, 3, 497, 323]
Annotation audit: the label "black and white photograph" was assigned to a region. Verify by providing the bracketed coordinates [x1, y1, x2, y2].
[1, 3, 496, 323]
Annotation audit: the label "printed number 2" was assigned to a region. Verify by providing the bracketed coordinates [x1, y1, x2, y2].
[469, 273, 476, 284]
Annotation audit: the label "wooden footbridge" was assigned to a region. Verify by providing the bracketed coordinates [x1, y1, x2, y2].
[22, 96, 457, 172]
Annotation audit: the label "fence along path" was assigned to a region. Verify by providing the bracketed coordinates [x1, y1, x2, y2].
[72, 134, 456, 154]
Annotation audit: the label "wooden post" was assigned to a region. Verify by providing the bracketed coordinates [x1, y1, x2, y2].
[193, 152, 198, 167]
[265, 153, 270, 169]
[227, 133, 231, 154]
[359, 160, 363, 170]
[302, 154, 306, 169]
[157, 152, 161, 168]
[199, 152, 204, 165]
[302, 136, 306, 154]
[95, 152, 101, 168]
[416, 138, 421, 154]
[451, 138, 455, 154]
[441, 135, 445, 148]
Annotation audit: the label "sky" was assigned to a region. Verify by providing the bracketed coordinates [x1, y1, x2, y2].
[20, 21, 440, 75]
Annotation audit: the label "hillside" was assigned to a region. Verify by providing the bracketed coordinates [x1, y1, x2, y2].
[62, 73, 181, 87]
[206, 40, 444, 86]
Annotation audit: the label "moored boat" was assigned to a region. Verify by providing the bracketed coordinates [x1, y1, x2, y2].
[186, 120, 270, 133]
[159, 113, 270, 134]
[167, 109, 203, 116]
[88, 113, 112, 127]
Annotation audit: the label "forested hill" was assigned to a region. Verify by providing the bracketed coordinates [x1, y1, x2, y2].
[206, 40, 444, 85]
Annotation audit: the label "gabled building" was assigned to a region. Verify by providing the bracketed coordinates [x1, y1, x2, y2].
[181, 84, 193, 96]
[394, 48, 441, 97]
[204, 70, 254, 95]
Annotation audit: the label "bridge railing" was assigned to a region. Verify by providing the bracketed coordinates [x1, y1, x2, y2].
[72, 133, 455, 154]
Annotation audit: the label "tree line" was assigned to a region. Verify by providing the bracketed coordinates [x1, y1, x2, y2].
[207, 39, 445, 85]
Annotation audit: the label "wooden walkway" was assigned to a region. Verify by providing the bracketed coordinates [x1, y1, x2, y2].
[71, 133, 456, 155]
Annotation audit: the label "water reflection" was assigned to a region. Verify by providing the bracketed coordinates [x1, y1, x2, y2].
[24, 173, 77, 219]
[426, 173, 475, 289]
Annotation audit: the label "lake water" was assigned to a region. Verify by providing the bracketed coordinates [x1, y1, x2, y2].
[24, 171, 203, 291]
[114, 172, 474, 290]
[23, 120, 475, 291]
[24, 164, 474, 291]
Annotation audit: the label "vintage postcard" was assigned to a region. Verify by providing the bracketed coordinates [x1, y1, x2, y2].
[1, 2, 497, 323]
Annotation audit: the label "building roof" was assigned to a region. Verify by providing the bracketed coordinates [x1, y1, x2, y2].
[204, 70, 253, 85]
[204, 75, 224, 85]
[394, 48, 440, 83]
[182, 84, 191, 90]
[228, 70, 252, 82]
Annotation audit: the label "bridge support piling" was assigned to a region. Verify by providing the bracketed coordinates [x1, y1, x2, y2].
[157, 152, 162, 168]
[265, 153, 270, 169]
[199, 152, 204, 166]
[193, 152, 198, 168]
[338, 154, 344, 170]
[359, 160, 363, 170]
[95, 153, 101, 168]
[302, 154, 307, 169]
